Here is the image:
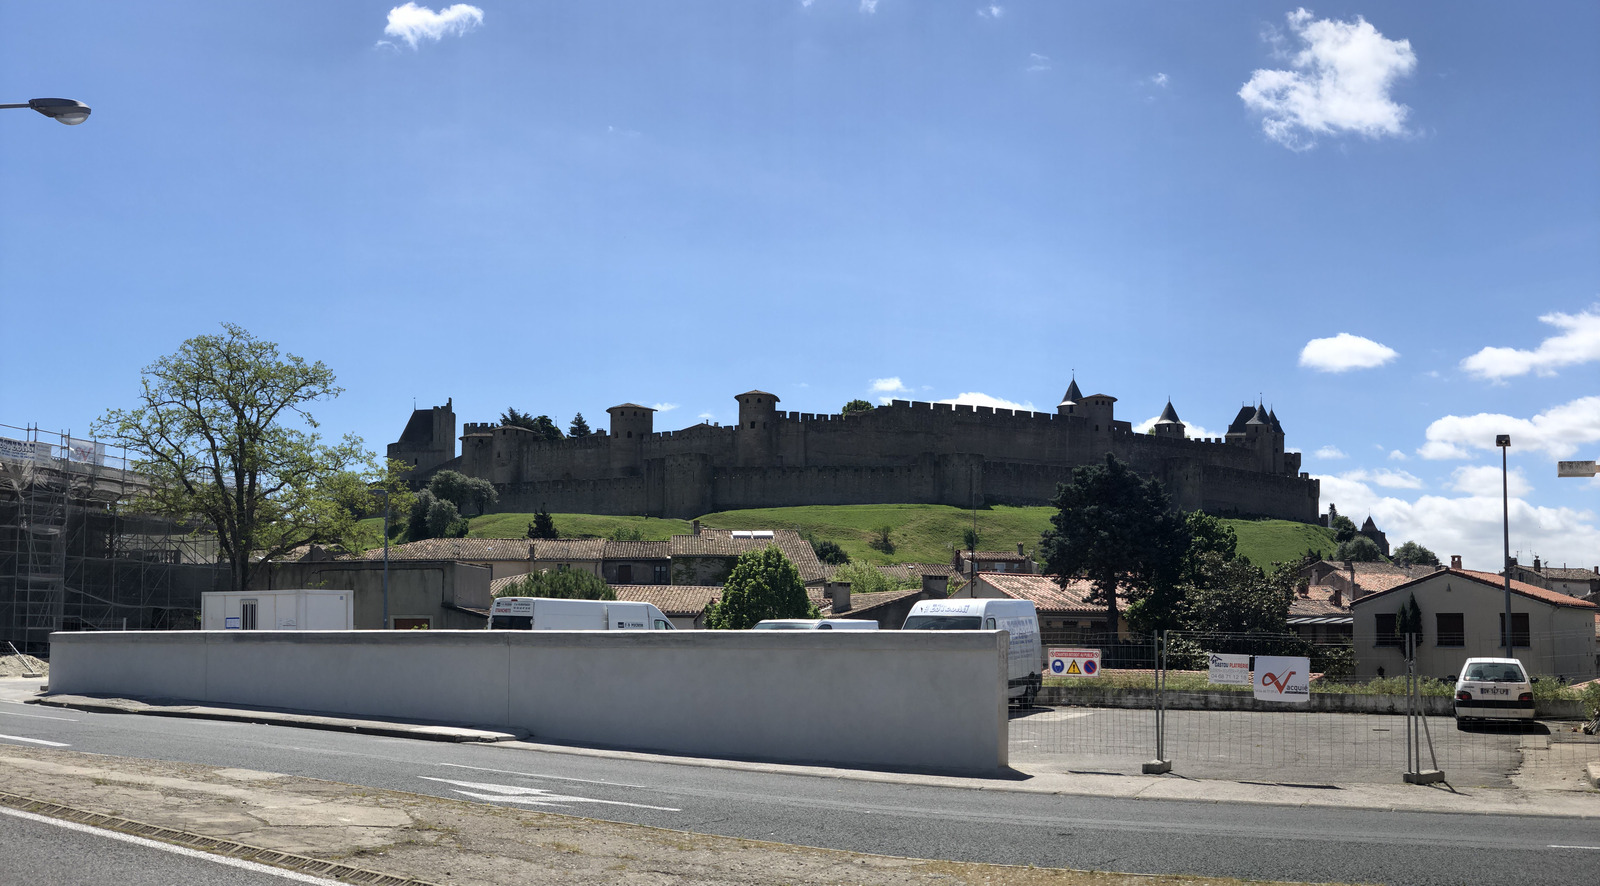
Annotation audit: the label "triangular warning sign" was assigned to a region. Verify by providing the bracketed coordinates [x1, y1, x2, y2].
[1065, 660, 1082, 675]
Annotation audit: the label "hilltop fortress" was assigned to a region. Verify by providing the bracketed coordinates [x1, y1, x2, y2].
[388, 381, 1320, 522]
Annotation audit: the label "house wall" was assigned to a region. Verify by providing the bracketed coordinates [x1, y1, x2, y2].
[258, 561, 491, 630]
[47, 629, 1010, 774]
[1352, 574, 1599, 681]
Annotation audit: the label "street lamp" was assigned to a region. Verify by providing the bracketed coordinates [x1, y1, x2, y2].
[372, 487, 391, 630]
[1497, 434, 1513, 659]
[0, 98, 92, 125]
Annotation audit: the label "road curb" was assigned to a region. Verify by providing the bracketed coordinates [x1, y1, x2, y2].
[29, 693, 527, 743]
[1586, 762, 1600, 790]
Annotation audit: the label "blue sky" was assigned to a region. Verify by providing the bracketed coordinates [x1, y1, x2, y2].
[3, 2, 1597, 570]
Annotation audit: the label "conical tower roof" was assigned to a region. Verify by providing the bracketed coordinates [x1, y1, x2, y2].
[1156, 400, 1182, 424]
[1245, 403, 1268, 425]
[1058, 378, 1083, 407]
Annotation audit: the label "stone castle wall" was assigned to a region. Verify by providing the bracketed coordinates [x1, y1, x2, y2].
[403, 392, 1320, 522]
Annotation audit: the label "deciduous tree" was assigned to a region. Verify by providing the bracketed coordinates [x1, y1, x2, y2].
[841, 399, 873, 416]
[93, 324, 370, 592]
[1391, 540, 1439, 567]
[704, 546, 818, 629]
[494, 568, 615, 601]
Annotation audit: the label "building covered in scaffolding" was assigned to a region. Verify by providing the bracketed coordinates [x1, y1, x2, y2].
[1, 424, 225, 657]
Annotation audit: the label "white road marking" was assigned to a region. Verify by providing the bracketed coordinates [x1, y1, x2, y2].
[0, 806, 343, 883]
[1549, 845, 1600, 850]
[0, 710, 78, 721]
[0, 733, 69, 747]
[438, 761, 658, 790]
[419, 776, 680, 811]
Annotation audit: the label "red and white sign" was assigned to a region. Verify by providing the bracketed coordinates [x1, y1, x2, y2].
[1253, 655, 1310, 703]
[1048, 647, 1101, 677]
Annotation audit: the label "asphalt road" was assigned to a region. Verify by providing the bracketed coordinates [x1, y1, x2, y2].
[1, 686, 1596, 886]
[0, 806, 335, 885]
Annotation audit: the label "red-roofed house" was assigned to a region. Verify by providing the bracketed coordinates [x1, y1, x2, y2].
[961, 573, 1127, 641]
[1351, 567, 1599, 681]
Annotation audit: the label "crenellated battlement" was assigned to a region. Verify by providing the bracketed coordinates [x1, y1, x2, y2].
[396, 382, 1317, 520]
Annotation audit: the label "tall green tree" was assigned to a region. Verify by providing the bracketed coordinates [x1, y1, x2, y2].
[568, 413, 592, 437]
[1330, 513, 1359, 543]
[426, 469, 497, 516]
[526, 508, 558, 539]
[500, 407, 538, 431]
[841, 399, 874, 416]
[1039, 454, 1189, 634]
[495, 568, 615, 601]
[1334, 535, 1383, 562]
[704, 546, 818, 629]
[93, 324, 370, 592]
[1391, 540, 1439, 567]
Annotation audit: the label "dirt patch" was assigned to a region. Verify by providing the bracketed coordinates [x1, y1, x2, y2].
[0, 653, 47, 678]
[0, 746, 1345, 886]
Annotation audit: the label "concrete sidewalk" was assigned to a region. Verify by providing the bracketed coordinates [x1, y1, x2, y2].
[26, 688, 1600, 819]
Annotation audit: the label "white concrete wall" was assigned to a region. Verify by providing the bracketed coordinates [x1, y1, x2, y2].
[48, 630, 1009, 774]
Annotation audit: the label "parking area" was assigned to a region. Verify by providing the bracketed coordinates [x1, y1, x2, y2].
[1009, 704, 1600, 786]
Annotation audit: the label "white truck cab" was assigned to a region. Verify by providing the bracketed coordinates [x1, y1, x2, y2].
[487, 597, 675, 631]
[751, 619, 879, 630]
[902, 598, 1042, 704]
[1454, 657, 1534, 724]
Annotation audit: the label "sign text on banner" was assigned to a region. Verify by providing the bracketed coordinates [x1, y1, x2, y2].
[1252, 655, 1311, 703]
[1048, 647, 1101, 677]
[1207, 652, 1251, 685]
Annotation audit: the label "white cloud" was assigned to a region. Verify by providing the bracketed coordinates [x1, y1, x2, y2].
[1419, 396, 1600, 461]
[1448, 465, 1532, 498]
[1387, 449, 1409, 461]
[1338, 468, 1423, 490]
[977, 4, 1003, 18]
[1314, 445, 1347, 459]
[1133, 416, 1223, 439]
[1026, 53, 1051, 72]
[860, 0, 878, 12]
[1314, 473, 1600, 571]
[652, 403, 679, 413]
[1460, 306, 1600, 382]
[1238, 8, 1417, 151]
[1298, 333, 1399, 372]
[1151, 73, 1169, 87]
[937, 392, 1038, 412]
[381, 3, 483, 49]
[869, 377, 910, 394]
[697, 412, 716, 421]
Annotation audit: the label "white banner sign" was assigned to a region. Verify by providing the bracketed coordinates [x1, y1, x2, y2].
[1206, 652, 1251, 685]
[1048, 647, 1101, 677]
[1252, 655, 1311, 703]
[0, 436, 50, 462]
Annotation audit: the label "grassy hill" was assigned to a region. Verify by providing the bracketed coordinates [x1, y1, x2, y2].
[364, 504, 1335, 568]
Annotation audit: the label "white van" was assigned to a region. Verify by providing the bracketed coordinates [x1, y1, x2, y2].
[1454, 657, 1534, 724]
[902, 598, 1042, 704]
[486, 597, 675, 631]
[751, 619, 879, 630]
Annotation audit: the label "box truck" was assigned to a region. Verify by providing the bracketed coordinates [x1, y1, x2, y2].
[201, 589, 354, 631]
[486, 597, 676, 631]
[902, 598, 1042, 704]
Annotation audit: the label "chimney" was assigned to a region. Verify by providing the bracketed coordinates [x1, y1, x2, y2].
[1331, 585, 1342, 608]
[1533, 556, 1541, 571]
[825, 581, 851, 615]
[1450, 554, 1462, 569]
[692, 520, 701, 536]
[921, 574, 949, 599]
[1017, 543, 1025, 557]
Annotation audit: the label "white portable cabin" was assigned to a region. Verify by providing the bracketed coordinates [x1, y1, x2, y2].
[201, 589, 355, 631]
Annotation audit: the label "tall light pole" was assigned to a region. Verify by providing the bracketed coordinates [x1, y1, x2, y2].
[0, 98, 92, 125]
[1497, 434, 1513, 658]
[373, 488, 391, 630]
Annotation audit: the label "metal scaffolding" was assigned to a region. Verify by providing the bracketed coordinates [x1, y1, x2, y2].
[0, 423, 224, 657]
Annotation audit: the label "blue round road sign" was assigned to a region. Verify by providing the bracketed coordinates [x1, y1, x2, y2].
[1051, 659, 1065, 674]
[1083, 660, 1097, 675]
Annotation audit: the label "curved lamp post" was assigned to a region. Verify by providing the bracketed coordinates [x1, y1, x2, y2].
[0, 98, 92, 125]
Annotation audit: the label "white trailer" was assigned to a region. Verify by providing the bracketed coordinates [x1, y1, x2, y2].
[201, 589, 355, 631]
[486, 597, 675, 631]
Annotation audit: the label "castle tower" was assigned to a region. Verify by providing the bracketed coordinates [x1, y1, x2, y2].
[735, 390, 780, 466]
[607, 403, 655, 474]
[1152, 400, 1186, 438]
[1080, 392, 1117, 434]
[1056, 378, 1084, 416]
[387, 398, 456, 473]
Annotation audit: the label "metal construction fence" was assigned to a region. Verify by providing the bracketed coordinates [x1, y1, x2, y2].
[1011, 631, 1600, 785]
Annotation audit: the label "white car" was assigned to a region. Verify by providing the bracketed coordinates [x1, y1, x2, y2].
[1454, 657, 1534, 725]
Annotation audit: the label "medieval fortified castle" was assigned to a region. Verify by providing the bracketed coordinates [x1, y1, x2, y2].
[389, 380, 1320, 522]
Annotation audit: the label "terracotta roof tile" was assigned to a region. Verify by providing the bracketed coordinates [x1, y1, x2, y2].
[1291, 585, 1350, 617]
[1541, 566, 1600, 581]
[827, 588, 924, 619]
[1353, 568, 1600, 611]
[670, 529, 826, 583]
[357, 538, 531, 561]
[601, 540, 670, 560]
[531, 538, 606, 560]
[612, 585, 723, 617]
[974, 573, 1111, 615]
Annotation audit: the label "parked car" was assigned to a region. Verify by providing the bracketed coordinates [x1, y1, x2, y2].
[1453, 657, 1534, 725]
[751, 619, 878, 630]
[902, 598, 1041, 705]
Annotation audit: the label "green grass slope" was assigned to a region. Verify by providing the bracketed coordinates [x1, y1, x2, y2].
[468, 513, 692, 541]
[1222, 518, 1336, 567]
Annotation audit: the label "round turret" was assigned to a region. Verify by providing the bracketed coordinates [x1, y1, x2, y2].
[606, 403, 655, 440]
[735, 390, 780, 466]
